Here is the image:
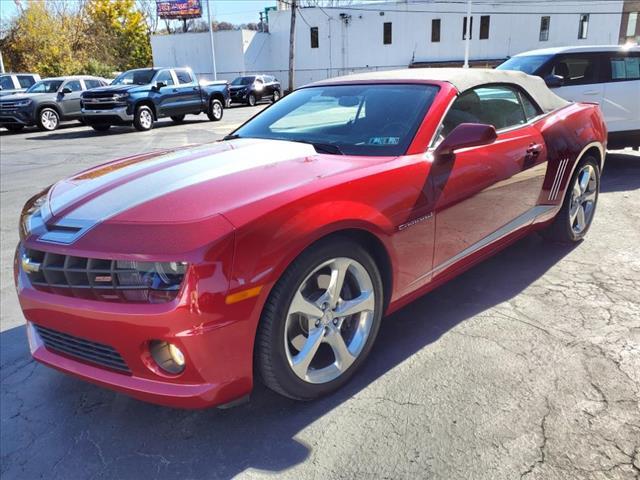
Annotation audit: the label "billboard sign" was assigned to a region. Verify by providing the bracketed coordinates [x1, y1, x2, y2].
[156, 0, 202, 20]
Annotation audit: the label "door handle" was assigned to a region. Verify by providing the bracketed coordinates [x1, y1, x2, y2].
[193, 87, 198, 91]
[582, 90, 600, 96]
[524, 143, 542, 166]
[172, 88, 178, 93]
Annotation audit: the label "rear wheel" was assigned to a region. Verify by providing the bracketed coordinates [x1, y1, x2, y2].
[171, 115, 185, 124]
[543, 155, 600, 243]
[37, 108, 59, 131]
[5, 124, 24, 132]
[207, 99, 223, 121]
[91, 124, 111, 132]
[272, 90, 281, 103]
[255, 239, 384, 400]
[133, 105, 154, 131]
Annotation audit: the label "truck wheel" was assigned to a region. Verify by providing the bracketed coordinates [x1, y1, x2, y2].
[5, 124, 25, 132]
[247, 94, 257, 107]
[207, 99, 223, 122]
[91, 124, 111, 132]
[171, 115, 185, 124]
[37, 108, 59, 131]
[272, 90, 281, 103]
[133, 105, 154, 131]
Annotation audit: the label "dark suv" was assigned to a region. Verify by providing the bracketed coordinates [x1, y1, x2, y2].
[229, 75, 281, 106]
[0, 76, 108, 132]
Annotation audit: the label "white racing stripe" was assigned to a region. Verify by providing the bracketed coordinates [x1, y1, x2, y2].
[63, 139, 316, 225]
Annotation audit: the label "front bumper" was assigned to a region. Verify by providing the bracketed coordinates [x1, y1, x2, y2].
[81, 106, 133, 124]
[15, 242, 259, 409]
[0, 107, 34, 125]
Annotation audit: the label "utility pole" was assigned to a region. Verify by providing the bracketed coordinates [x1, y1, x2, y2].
[207, 0, 218, 80]
[463, 0, 471, 68]
[288, 0, 297, 92]
[0, 50, 4, 74]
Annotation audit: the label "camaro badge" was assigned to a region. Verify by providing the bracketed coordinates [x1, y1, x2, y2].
[94, 275, 112, 283]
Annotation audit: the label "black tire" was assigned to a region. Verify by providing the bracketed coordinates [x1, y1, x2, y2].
[272, 90, 281, 103]
[133, 105, 154, 131]
[5, 124, 24, 132]
[91, 124, 111, 132]
[542, 155, 600, 243]
[255, 238, 384, 401]
[207, 99, 223, 121]
[171, 115, 185, 124]
[247, 94, 257, 107]
[37, 107, 60, 131]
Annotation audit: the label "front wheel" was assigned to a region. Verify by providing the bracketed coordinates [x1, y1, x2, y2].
[272, 90, 281, 103]
[207, 99, 223, 121]
[133, 105, 154, 131]
[247, 94, 256, 107]
[37, 108, 59, 131]
[255, 239, 384, 400]
[542, 155, 600, 243]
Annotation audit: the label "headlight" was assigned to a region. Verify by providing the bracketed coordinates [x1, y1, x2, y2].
[19, 186, 51, 240]
[113, 93, 129, 101]
[116, 260, 187, 292]
[15, 99, 32, 107]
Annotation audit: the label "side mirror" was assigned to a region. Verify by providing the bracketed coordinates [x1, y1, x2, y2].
[434, 123, 497, 162]
[61, 87, 72, 94]
[154, 81, 167, 90]
[544, 74, 564, 88]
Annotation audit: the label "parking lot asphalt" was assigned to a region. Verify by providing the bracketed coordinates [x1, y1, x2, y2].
[1, 107, 639, 480]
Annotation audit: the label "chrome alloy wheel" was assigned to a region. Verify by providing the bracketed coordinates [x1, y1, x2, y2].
[212, 101, 222, 119]
[284, 257, 376, 384]
[569, 164, 598, 235]
[40, 110, 58, 130]
[139, 109, 153, 130]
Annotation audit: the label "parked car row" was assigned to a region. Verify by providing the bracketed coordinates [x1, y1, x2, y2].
[497, 44, 640, 149]
[0, 69, 281, 133]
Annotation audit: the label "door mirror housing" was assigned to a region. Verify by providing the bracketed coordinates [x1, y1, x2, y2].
[544, 74, 564, 88]
[61, 87, 72, 94]
[434, 123, 497, 162]
[154, 81, 167, 90]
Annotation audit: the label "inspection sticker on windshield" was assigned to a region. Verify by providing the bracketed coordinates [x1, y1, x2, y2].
[368, 136, 400, 145]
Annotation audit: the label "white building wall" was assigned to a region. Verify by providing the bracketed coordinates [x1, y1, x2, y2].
[152, 0, 624, 89]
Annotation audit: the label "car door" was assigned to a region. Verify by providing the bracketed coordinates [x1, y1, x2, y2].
[153, 69, 179, 117]
[58, 79, 84, 118]
[431, 85, 547, 272]
[600, 50, 640, 135]
[548, 53, 604, 106]
[173, 69, 201, 114]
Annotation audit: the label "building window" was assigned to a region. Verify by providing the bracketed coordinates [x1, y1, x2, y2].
[310, 27, 319, 48]
[463, 16, 473, 40]
[479, 15, 490, 39]
[539, 16, 550, 41]
[432, 18, 441, 42]
[578, 13, 589, 39]
[626, 12, 638, 37]
[383, 22, 392, 44]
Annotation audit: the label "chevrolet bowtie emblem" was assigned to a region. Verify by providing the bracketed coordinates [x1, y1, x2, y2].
[21, 253, 41, 273]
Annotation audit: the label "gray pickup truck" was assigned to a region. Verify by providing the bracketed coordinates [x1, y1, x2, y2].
[0, 75, 108, 132]
[81, 68, 230, 132]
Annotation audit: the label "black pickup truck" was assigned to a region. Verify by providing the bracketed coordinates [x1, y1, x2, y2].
[81, 68, 230, 132]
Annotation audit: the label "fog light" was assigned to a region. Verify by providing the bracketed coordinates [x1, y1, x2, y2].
[150, 340, 185, 374]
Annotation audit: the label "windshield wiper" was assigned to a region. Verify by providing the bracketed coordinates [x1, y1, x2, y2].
[287, 139, 343, 155]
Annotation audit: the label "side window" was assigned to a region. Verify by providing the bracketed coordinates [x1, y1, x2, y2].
[84, 79, 102, 89]
[520, 92, 542, 120]
[65, 80, 83, 92]
[441, 85, 528, 137]
[310, 27, 319, 48]
[551, 55, 599, 86]
[383, 22, 392, 45]
[175, 69, 193, 84]
[17, 75, 36, 88]
[608, 54, 640, 81]
[156, 70, 174, 86]
[0, 76, 14, 90]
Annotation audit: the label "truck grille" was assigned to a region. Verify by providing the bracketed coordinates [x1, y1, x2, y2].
[0, 102, 18, 110]
[23, 249, 179, 303]
[35, 324, 130, 374]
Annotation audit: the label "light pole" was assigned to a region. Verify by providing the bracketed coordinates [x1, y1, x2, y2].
[207, 0, 218, 80]
[463, 0, 471, 68]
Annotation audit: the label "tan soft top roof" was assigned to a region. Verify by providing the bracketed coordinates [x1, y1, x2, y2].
[310, 68, 570, 113]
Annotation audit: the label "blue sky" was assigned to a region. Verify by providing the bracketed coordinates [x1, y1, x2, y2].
[0, 0, 277, 26]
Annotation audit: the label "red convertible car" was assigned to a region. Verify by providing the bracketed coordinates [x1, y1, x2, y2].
[15, 69, 606, 408]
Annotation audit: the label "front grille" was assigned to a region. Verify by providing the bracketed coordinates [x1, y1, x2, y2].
[83, 103, 119, 110]
[35, 324, 130, 374]
[24, 249, 179, 303]
[0, 102, 18, 110]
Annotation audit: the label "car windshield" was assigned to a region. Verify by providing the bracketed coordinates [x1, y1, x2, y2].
[232, 76, 255, 86]
[497, 55, 552, 74]
[26, 80, 64, 93]
[232, 84, 439, 156]
[112, 70, 157, 86]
